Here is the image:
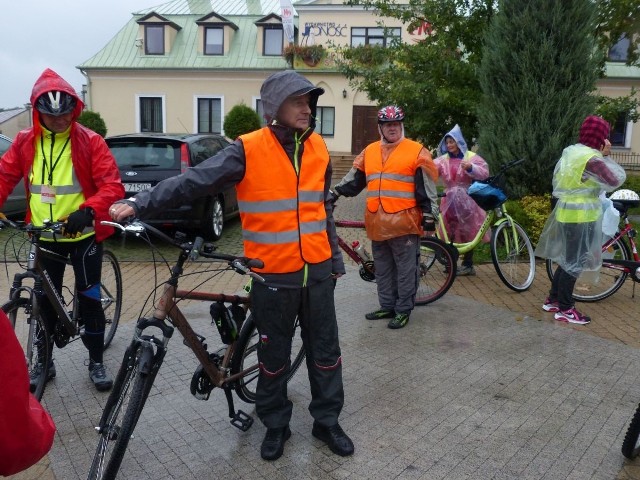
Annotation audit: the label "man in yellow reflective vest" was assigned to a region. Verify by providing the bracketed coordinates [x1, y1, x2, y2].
[0, 68, 125, 391]
[535, 115, 626, 324]
[110, 70, 353, 461]
[332, 106, 439, 329]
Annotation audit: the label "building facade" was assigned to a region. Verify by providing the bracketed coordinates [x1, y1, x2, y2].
[78, 0, 639, 162]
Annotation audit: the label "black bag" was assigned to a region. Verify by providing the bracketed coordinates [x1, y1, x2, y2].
[209, 302, 238, 344]
[467, 181, 507, 210]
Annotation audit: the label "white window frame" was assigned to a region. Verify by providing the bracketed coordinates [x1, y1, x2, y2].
[193, 95, 225, 135]
[253, 96, 267, 126]
[135, 94, 166, 133]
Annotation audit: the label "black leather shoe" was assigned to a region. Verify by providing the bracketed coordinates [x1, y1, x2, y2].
[312, 422, 354, 456]
[260, 426, 291, 461]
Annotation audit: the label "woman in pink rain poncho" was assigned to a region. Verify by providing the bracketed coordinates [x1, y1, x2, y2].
[434, 125, 489, 276]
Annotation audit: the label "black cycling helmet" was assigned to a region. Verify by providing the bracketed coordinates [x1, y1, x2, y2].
[377, 105, 405, 123]
[35, 91, 77, 116]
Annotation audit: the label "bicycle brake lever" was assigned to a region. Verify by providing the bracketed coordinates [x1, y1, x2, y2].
[231, 259, 265, 283]
[101, 220, 146, 235]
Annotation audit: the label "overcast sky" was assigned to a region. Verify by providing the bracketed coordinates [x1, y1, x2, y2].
[0, 0, 159, 109]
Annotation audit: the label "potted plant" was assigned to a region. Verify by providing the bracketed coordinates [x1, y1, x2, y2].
[283, 44, 325, 67]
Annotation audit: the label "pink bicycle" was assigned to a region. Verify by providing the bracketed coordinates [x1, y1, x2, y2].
[545, 189, 640, 302]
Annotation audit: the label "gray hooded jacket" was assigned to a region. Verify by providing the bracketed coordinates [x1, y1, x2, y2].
[124, 70, 344, 288]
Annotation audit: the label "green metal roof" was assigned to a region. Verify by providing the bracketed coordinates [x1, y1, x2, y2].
[79, 0, 296, 71]
[130, 0, 283, 16]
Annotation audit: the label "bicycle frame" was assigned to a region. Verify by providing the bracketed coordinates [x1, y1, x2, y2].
[144, 281, 254, 391]
[9, 236, 79, 340]
[334, 219, 375, 276]
[601, 216, 640, 282]
[436, 205, 519, 254]
[104, 220, 267, 428]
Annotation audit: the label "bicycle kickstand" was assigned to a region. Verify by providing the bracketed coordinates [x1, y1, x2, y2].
[224, 387, 254, 431]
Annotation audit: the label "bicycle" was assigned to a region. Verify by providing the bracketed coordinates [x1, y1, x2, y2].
[334, 217, 458, 305]
[88, 220, 305, 480]
[435, 158, 536, 292]
[545, 190, 640, 302]
[0, 214, 122, 400]
[623, 398, 640, 459]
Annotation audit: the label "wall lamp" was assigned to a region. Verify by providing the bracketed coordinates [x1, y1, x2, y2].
[342, 89, 347, 99]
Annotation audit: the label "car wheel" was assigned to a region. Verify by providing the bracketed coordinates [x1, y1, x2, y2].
[203, 196, 224, 241]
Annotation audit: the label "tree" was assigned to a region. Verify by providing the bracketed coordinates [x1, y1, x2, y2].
[223, 104, 261, 140]
[477, 0, 600, 196]
[336, 0, 495, 148]
[77, 110, 108, 137]
[595, 0, 640, 67]
[336, 0, 638, 152]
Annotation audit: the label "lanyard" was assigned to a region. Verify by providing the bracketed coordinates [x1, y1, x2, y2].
[40, 133, 70, 185]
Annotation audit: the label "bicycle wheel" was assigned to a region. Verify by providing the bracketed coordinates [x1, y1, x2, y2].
[622, 403, 640, 459]
[2, 299, 52, 400]
[491, 221, 536, 292]
[545, 236, 630, 302]
[88, 342, 156, 480]
[101, 250, 122, 349]
[415, 237, 457, 305]
[231, 314, 305, 404]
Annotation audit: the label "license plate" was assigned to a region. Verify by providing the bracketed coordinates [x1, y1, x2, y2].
[124, 183, 151, 192]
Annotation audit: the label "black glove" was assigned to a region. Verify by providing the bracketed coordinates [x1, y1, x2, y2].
[328, 189, 340, 204]
[422, 216, 436, 234]
[64, 209, 94, 237]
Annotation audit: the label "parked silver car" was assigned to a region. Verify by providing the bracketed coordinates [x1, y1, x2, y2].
[0, 134, 27, 218]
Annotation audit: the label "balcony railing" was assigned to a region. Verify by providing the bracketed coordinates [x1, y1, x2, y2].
[611, 151, 640, 170]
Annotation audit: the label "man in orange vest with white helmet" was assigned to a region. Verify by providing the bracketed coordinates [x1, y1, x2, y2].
[332, 105, 439, 329]
[110, 70, 352, 461]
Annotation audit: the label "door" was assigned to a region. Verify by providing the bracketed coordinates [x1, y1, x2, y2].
[351, 106, 379, 154]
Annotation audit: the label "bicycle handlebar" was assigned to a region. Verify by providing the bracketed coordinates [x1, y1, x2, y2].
[101, 219, 265, 281]
[0, 214, 66, 235]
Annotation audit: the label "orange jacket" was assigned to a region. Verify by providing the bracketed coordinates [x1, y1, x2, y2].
[364, 138, 423, 213]
[237, 128, 331, 273]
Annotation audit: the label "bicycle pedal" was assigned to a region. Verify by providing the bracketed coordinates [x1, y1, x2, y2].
[230, 410, 253, 431]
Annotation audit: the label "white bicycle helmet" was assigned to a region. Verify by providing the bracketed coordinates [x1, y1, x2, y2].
[610, 189, 640, 202]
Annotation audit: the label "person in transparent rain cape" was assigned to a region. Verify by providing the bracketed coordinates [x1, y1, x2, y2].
[535, 115, 626, 325]
[434, 124, 490, 276]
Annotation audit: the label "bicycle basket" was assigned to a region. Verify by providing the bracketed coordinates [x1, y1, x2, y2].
[468, 180, 507, 210]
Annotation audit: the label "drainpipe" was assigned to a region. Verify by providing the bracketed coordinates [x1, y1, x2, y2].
[79, 69, 90, 110]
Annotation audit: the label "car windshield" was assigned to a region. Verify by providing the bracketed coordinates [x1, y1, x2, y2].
[110, 142, 179, 170]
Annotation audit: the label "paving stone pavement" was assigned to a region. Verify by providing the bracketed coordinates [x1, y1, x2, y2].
[5, 191, 640, 480]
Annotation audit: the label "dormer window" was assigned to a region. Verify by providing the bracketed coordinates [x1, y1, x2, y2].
[205, 27, 224, 55]
[264, 26, 284, 56]
[145, 25, 165, 55]
[255, 14, 292, 57]
[136, 13, 182, 56]
[196, 13, 238, 56]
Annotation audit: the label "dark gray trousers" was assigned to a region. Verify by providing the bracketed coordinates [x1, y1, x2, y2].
[371, 234, 420, 314]
[250, 277, 344, 428]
